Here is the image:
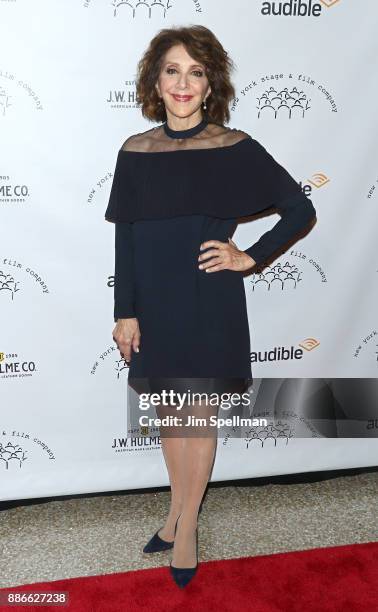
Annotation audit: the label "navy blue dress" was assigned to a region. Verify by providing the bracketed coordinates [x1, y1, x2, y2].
[105, 124, 317, 395]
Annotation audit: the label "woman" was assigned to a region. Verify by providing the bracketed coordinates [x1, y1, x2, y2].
[105, 25, 317, 588]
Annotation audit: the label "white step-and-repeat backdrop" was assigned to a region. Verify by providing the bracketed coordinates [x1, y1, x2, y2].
[1, 1, 377, 501]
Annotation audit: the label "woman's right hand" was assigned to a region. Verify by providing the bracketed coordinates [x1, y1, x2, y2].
[112, 318, 141, 363]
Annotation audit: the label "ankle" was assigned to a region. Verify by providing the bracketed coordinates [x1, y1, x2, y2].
[168, 505, 182, 520]
[177, 511, 198, 530]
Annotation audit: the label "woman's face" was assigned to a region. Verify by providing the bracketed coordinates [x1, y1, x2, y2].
[155, 43, 211, 121]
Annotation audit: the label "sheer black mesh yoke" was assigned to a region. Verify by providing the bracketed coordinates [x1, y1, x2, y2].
[120, 122, 250, 153]
[104, 122, 316, 228]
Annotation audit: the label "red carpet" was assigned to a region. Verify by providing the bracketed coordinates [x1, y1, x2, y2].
[1, 542, 377, 612]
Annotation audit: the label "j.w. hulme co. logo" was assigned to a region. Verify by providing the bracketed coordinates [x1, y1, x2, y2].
[0, 351, 38, 380]
[0, 174, 31, 208]
[106, 79, 140, 110]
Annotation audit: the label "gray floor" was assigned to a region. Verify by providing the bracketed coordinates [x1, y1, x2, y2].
[0, 470, 377, 588]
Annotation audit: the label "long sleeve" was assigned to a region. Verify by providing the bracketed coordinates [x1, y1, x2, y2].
[239, 138, 316, 266]
[243, 190, 316, 266]
[105, 149, 136, 320]
[113, 221, 136, 321]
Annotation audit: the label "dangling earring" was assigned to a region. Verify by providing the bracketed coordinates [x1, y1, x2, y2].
[203, 98, 207, 110]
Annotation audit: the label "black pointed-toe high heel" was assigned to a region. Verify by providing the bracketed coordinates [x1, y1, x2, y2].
[169, 521, 198, 588]
[143, 527, 174, 553]
[143, 503, 203, 554]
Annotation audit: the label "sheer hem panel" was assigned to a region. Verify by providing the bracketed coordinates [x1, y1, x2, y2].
[128, 377, 252, 396]
[120, 123, 251, 154]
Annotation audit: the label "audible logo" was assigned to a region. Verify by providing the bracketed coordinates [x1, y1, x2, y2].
[261, 0, 340, 17]
[308, 173, 330, 189]
[299, 338, 320, 351]
[251, 338, 320, 363]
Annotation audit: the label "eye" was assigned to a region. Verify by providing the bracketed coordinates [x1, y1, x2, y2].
[165, 67, 204, 77]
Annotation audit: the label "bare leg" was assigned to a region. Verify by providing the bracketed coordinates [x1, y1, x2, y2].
[156, 436, 185, 541]
[155, 403, 185, 542]
[172, 399, 219, 568]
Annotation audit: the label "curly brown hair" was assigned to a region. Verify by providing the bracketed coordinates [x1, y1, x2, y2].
[135, 24, 236, 125]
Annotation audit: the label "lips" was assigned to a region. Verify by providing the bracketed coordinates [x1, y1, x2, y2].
[172, 94, 193, 102]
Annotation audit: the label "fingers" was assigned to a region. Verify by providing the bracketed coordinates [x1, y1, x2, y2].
[199, 240, 226, 251]
[113, 323, 141, 363]
[199, 255, 226, 272]
[120, 336, 133, 363]
[198, 241, 229, 268]
[202, 262, 225, 273]
[198, 247, 221, 263]
[198, 245, 230, 272]
[132, 335, 140, 354]
[198, 238, 243, 273]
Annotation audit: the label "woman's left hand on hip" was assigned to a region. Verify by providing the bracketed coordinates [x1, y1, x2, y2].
[198, 238, 256, 273]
